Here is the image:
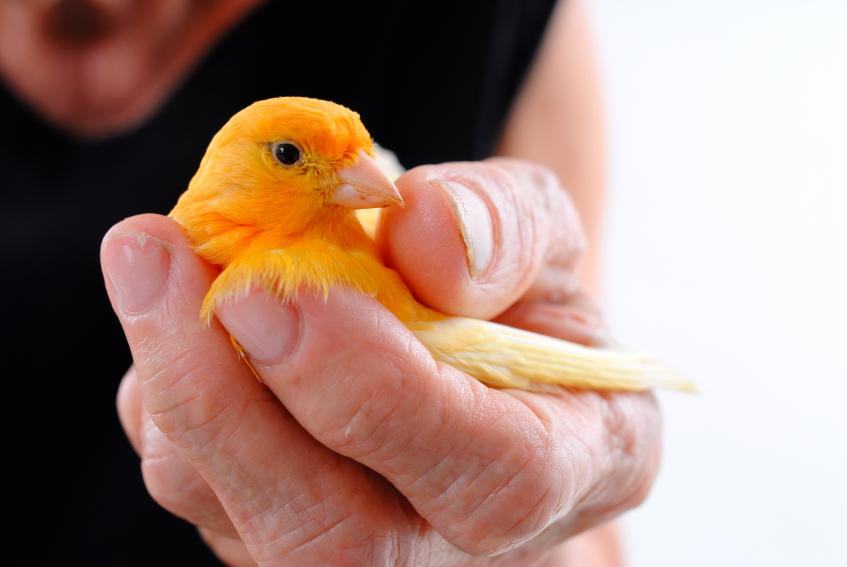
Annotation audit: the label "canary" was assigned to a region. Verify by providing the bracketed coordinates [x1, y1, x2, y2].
[169, 97, 694, 392]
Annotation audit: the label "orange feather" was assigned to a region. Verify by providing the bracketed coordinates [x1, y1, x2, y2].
[170, 97, 695, 392]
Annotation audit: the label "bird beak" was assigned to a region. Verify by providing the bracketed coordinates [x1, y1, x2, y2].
[331, 150, 405, 209]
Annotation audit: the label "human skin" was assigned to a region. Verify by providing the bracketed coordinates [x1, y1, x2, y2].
[103, 160, 661, 565]
[3, 0, 662, 564]
[0, 0, 262, 138]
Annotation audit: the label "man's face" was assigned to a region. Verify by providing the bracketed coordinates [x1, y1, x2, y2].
[0, 0, 261, 138]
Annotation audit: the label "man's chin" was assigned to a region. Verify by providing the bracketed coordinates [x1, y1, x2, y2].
[0, 0, 263, 140]
[34, 91, 167, 141]
[1, 47, 174, 140]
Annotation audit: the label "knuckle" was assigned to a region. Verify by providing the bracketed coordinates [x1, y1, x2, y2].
[140, 424, 239, 537]
[141, 449, 207, 520]
[485, 158, 585, 267]
[570, 392, 663, 522]
[623, 452, 660, 510]
[424, 413, 564, 555]
[313, 351, 414, 462]
[136, 342, 235, 449]
[116, 368, 140, 439]
[486, 157, 561, 195]
[488, 157, 577, 221]
[244, 481, 405, 566]
[260, 530, 403, 567]
[518, 160, 562, 194]
[469, 160, 524, 203]
[198, 528, 253, 567]
[601, 393, 663, 511]
[451, 446, 562, 555]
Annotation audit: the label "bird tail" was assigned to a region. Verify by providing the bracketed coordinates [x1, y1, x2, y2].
[410, 317, 696, 392]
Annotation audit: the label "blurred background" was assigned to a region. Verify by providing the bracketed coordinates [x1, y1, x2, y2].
[589, 1, 847, 565]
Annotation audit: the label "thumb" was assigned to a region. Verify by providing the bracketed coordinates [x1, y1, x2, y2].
[378, 159, 585, 319]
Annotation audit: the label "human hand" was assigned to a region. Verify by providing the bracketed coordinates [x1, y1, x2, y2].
[104, 159, 661, 566]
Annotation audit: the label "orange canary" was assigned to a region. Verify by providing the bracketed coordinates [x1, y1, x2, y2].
[170, 97, 694, 392]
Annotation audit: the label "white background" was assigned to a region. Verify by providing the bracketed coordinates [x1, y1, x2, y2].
[589, 1, 847, 565]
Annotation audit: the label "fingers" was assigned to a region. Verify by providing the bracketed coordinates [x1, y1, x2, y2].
[116, 366, 143, 454]
[509, 389, 662, 537]
[378, 158, 586, 319]
[199, 528, 257, 567]
[105, 212, 660, 562]
[217, 285, 662, 556]
[116, 365, 238, 537]
[102, 214, 420, 565]
[217, 287, 578, 555]
[140, 400, 240, 537]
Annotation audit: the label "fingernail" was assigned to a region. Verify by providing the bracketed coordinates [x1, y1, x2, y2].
[216, 290, 300, 366]
[103, 233, 170, 314]
[434, 179, 494, 279]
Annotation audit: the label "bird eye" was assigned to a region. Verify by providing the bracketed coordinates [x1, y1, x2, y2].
[271, 141, 302, 166]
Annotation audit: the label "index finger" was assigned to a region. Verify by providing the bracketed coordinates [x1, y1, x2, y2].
[377, 158, 586, 319]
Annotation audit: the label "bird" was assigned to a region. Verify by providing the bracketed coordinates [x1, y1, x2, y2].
[169, 96, 695, 392]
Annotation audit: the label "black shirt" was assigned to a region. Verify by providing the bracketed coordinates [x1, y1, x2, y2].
[4, 1, 556, 564]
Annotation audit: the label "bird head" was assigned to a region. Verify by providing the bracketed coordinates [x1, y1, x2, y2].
[171, 97, 402, 259]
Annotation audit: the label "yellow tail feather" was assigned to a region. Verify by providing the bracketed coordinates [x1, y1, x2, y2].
[411, 317, 696, 392]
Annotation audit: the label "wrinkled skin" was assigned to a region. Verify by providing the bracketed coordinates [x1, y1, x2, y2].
[103, 159, 662, 566]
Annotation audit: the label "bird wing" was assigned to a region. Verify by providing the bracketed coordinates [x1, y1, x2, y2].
[411, 316, 696, 392]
